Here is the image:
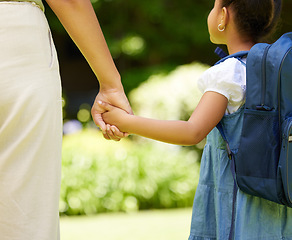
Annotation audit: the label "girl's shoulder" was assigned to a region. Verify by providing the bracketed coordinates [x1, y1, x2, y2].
[197, 57, 247, 114]
[199, 57, 246, 87]
[209, 57, 246, 76]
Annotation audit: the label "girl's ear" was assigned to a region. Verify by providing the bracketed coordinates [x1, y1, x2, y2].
[220, 7, 229, 29]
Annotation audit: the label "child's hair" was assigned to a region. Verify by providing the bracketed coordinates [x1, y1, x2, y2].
[221, 0, 282, 42]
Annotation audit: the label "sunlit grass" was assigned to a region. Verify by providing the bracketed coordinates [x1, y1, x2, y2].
[60, 208, 192, 240]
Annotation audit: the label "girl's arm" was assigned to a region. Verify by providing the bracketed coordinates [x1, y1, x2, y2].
[45, 0, 132, 139]
[101, 91, 228, 145]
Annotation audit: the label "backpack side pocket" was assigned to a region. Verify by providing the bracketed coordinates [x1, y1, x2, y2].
[235, 109, 281, 203]
[279, 117, 292, 207]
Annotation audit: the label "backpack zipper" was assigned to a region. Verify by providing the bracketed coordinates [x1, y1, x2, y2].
[278, 46, 292, 204]
[256, 45, 272, 111]
[278, 47, 292, 86]
[284, 118, 292, 203]
[278, 47, 292, 138]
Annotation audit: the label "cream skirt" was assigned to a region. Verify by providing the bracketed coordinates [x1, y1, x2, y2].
[0, 2, 62, 240]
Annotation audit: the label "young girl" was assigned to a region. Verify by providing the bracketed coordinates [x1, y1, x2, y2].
[101, 0, 292, 239]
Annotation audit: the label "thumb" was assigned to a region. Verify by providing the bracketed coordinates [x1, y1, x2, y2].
[98, 100, 113, 112]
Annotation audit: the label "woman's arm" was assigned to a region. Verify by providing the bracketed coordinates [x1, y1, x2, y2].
[101, 91, 228, 145]
[45, 0, 131, 139]
[45, 0, 120, 88]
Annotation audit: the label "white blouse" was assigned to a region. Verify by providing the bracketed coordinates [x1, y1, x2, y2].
[198, 57, 246, 114]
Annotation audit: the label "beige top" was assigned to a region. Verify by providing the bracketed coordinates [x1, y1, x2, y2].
[0, 0, 44, 11]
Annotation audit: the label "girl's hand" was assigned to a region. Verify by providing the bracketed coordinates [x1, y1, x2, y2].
[91, 87, 132, 140]
[98, 101, 129, 133]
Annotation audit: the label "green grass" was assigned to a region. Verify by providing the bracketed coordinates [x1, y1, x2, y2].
[60, 208, 192, 240]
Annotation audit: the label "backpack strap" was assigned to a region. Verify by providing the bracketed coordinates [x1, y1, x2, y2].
[215, 47, 228, 59]
[217, 123, 238, 240]
[214, 48, 249, 240]
[214, 48, 249, 65]
[216, 122, 232, 158]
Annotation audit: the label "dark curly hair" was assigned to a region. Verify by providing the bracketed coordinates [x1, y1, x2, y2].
[221, 0, 282, 42]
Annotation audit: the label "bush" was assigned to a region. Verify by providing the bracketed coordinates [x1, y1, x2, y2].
[128, 61, 208, 152]
[60, 129, 200, 215]
[60, 62, 208, 216]
[129, 62, 207, 121]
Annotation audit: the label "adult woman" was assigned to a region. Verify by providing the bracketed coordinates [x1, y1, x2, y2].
[0, 0, 130, 239]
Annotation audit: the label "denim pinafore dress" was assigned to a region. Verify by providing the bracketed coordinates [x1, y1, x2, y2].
[188, 106, 292, 240]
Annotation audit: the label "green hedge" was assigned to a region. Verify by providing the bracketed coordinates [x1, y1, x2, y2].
[60, 129, 200, 215]
[60, 62, 208, 216]
[129, 62, 207, 121]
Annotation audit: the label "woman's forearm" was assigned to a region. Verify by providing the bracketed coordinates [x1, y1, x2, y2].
[45, 0, 122, 90]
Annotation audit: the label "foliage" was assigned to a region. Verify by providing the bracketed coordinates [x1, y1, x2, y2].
[45, 0, 216, 69]
[60, 129, 200, 215]
[45, 0, 290, 102]
[45, 0, 290, 71]
[121, 63, 178, 95]
[129, 62, 207, 120]
[128, 61, 208, 152]
[60, 62, 208, 216]
[95, 0, 213, 64]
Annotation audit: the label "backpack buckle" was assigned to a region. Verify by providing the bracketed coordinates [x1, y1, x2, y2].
[226, 143, 232, 160]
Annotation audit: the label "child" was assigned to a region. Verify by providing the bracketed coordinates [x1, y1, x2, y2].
[100, 0, 292, 239]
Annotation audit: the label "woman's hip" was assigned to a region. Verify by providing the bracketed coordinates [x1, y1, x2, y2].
[0, 1, 58, 71]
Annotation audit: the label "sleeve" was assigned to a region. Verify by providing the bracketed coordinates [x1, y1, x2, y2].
[197, 58, 246, 113]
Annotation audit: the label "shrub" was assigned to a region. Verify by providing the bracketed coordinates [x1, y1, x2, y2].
[128, 62, 208, 153]
[60, 129, 200, 215]
[129, 62, 208, 121]
[60, 62, 208, 215]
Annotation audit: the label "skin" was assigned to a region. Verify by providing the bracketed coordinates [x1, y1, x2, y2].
[45, 0, 132, 141]
[101, 0, 255, 145]
[208, 0, 255, 54]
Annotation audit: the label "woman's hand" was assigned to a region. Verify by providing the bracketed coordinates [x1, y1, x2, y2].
[91, 86, 132, 140]
[99, 101, 130, 132]
[45, 0, 132, 141]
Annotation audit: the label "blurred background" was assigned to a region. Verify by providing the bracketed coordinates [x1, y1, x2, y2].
[43, 0, 291, 239]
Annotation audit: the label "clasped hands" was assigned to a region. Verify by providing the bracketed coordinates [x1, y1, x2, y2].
[91, 87, 131, 141]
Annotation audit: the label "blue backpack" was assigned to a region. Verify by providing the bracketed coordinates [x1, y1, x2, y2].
[216, 32, 292, 207]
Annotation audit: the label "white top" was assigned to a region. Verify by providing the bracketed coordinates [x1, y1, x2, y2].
[198, 57, 246, 114]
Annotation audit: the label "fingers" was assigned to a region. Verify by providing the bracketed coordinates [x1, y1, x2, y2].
[92, 100, 114, 133]
[97, 100, 112, 111]
[92, 112, 107, 134]
[92, 99, 128, 140]
[110, 125, 125, 138]
[104, 124, 122, 141]
[102, 131, 111, 140]
[103, 125, 129, 141]
[91, 98, 107, 133]
[97, 87, 132, 114]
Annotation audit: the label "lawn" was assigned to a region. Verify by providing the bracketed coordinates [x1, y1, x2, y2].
[60, 208, 192, 240]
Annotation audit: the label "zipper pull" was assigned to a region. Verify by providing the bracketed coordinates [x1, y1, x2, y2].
[256, 104, 272, 111]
